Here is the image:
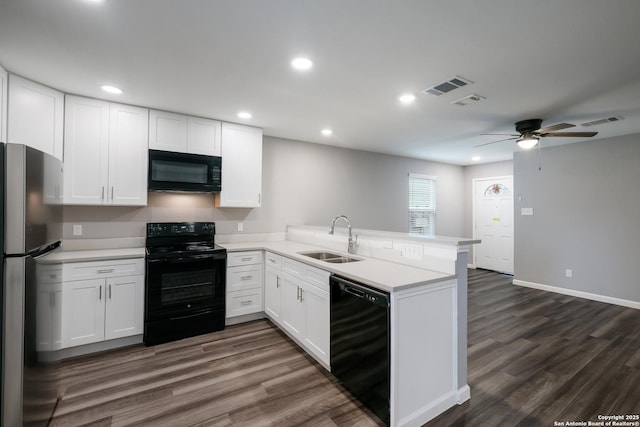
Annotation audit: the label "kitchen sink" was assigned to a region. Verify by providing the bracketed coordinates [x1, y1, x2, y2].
[298, 251, 362, 263]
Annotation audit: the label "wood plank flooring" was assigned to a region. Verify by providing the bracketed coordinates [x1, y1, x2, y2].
[48, 269, 640, 426]
[425, 269, 640, 427]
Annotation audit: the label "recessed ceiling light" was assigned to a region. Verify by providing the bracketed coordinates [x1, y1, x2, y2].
[291, 57, 313, 71]
[101, 85, 122, 94]
[321, 129, 333, 136]
[237, 111, 252, 119]
[399, 93, 416, 104]
[472, 156, 481, 162]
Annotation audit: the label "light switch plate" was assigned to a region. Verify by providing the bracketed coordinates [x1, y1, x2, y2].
[73, 224, 83, 236]
[521, 207, 534, 216]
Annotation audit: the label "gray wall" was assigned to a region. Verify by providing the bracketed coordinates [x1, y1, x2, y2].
[63, 136, 467, 239]
[514, 133, 640, 302]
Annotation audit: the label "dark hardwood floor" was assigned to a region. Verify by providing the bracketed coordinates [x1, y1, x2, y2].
[48, 269, 640, 426]
[425, 269, 640, 427]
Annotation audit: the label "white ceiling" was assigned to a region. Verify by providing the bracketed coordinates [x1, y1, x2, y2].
[2, 0, 640, 165]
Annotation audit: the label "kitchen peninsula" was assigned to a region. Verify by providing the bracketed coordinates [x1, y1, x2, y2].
[221, 225, 479, 427]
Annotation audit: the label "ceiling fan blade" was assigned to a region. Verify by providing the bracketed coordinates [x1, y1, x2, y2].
[474, 137, 518, 147]
[480, 133, 519, 136]
[542, 131, 598, 137]
[537, 122, 575, 134]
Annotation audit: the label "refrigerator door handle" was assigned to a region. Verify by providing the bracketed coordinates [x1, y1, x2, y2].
[27, 240, 62, 258]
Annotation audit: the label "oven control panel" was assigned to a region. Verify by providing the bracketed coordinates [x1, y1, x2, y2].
[147, 222, 215, 237]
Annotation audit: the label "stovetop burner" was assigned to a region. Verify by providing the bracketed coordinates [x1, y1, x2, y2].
[145, 222, 225, 256]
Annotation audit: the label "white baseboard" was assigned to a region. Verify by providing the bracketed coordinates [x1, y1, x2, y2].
[512, 279, 640, 310]
[456, 384, 471, 403]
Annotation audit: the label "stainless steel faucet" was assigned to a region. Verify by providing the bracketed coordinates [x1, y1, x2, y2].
[329, 215, 358, 254]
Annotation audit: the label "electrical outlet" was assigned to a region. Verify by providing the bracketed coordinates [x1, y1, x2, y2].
[73, 224, 83, 236]
[565, 269, 573, 278]
[237, 222, 244, 232]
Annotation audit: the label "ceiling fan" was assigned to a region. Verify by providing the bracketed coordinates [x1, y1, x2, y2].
[477, 119, 598, 149]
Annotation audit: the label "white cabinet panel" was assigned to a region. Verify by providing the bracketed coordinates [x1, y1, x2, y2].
[62, 278, 106, 347]
[149, 109, 188, 152]
[302, 281, 329, 363]
[187, 116, 221, 156]
[8, 74, 64, 159]
[281, 273, 305, 337]
[105, 275, 144, 340]
[216, 123, 262, 207]
[227, 288, 263, 318]
[63, 96, 110, 204]
[108, 103, 149, 205]
[264, 265, 283, 323]
[36, 283, 63, 351]
[64, 95, 148, 206]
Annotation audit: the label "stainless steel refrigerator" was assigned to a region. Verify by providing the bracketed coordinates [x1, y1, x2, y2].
[1, 143, 63, 426]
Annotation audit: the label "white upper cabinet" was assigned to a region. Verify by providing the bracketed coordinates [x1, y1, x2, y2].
[108, 103, 149, 205]
[64, 95, 148, 206]
[7, 75, 64, 159]
[149, 110, 221, 156]
[0, 67, 7, 142]
[215, 123, 263, 208]
[187, 116, 221, 156]
[148, 109, 188, 152]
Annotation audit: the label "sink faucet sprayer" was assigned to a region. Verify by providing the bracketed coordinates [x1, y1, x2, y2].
[329, 215, 358, 254]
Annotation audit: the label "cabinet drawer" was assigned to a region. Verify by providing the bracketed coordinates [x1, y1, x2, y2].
[227, 251, 263, 267]
[63, 258, 145, 280]
[303, 265, 330, 291]
[227, 265, 262, 291]
[282, 257, 304, 277]
[226, 288, 263, 317]
[265, 252, 281, 269]
[37, 264, 63, 283]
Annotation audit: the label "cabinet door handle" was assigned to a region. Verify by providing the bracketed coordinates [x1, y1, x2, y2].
[97, 269, 115, 274]
[111, 186, 114, 200]
[109, 284, 112, 299]
[101, 186, 105, 200]
[296, 286, 301, 301]
[276, 276, 280, 288]
[240, 300, 252, 306]
[240, 257, 252, 262]
[300, 288, 304, 302]
[99, 285, 102, 300]
[240, 275, 253, 281]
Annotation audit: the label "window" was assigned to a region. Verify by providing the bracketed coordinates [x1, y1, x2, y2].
[408, 173, 436, 235]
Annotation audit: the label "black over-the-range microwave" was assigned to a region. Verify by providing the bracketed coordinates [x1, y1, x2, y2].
[148, 149, 222, 193]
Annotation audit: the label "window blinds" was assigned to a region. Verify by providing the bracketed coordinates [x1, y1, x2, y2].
[408, 173, 436, 235]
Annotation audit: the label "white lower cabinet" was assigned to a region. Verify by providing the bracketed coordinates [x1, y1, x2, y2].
[61, 258, 144, 348]
[35, 264, 63, 352]
[271, 255, 330, 367]
[226, 251, 263, 318]
[264, 252, 283, 323]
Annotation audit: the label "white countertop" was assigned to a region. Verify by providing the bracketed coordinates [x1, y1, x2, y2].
[37, 247, 146, 264]
[221, 241, 455, 292]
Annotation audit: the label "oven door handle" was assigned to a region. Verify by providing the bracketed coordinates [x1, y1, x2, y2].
[147, 254, 220, 264]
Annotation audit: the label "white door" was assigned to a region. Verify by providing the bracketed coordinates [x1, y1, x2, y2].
[62, 278, 106, 347]
[264, 266, 283, 323]
[474, 176, 514, 274]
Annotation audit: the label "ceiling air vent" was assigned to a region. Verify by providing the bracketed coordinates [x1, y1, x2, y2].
[581, 116, 624, 127]
[450, 93, 486, 106]
[422, 75, 473, 96]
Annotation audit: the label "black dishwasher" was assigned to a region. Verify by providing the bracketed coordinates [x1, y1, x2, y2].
[330, 275, 390, 425]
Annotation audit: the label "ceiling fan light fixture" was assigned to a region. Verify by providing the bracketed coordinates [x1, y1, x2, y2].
[517, 135, 539, 149]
